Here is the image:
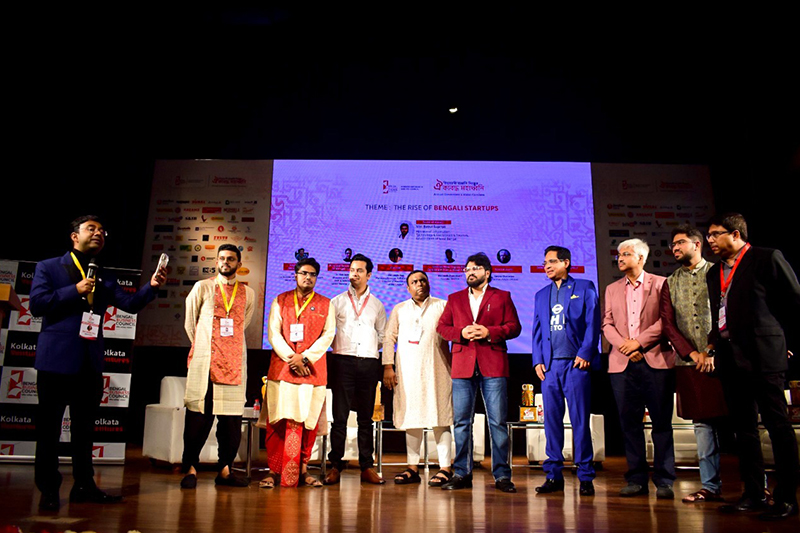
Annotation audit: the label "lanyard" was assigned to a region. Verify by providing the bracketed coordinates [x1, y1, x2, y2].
[216, 278, 239, 317]
[348, 291, 370, 319]
[294, 290, 315, 320]
[719, 243, 750, 299]
[71, 252, 96, 305]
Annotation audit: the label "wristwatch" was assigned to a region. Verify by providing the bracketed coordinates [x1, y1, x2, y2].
[302, 357, 310, 366]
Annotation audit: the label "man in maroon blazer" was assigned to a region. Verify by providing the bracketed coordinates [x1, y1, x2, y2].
[437, 253, 522, 493]
[603, 238, 676, 499]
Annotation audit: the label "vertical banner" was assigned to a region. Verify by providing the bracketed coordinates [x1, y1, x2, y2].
[0, 261, 142, 464]
[136, 160, 272, 348]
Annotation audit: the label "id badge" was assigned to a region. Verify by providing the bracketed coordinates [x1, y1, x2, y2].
[718, 305, 727, 331]
[80, 312, 101, 340]
[408, 324, 422, 344]
[290, 323, 304, 342]
[220, 317, 234, 337]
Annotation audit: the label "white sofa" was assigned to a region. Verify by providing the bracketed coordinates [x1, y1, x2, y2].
[142, 376, 256, 465]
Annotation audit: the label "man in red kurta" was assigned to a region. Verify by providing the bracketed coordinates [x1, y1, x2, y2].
[263, 258, 335, 488]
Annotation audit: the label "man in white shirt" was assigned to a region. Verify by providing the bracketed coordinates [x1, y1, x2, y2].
[324, 254, 388, 485]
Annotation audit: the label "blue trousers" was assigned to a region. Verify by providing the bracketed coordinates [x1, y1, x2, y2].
[542, 358, 595, 481]
[452, 374, 511, 481]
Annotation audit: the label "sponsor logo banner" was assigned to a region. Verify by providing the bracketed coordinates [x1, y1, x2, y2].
[0, 441, 36, 456]
[103, 307, 138, 340]
[0, 260, 18, 285]
[9, 297, 43, 333]
[100, 373, 132, 408]
[0, 367, 38, 404]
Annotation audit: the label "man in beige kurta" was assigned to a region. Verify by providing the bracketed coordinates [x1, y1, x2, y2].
[180, 244, 255, 489]
[383, 270, 453, 486]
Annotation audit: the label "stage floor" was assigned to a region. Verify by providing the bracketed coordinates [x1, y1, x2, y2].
[1, 448, 797, 532]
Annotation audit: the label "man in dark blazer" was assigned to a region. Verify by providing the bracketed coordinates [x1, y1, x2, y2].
[706, 213, 800, 521]
[532, 246, 600, 496]
[437, 252, 522, 493]
[29, 215, 165, 511]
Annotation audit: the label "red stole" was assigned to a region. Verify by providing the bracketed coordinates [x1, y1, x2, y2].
[267, 289, 329, 385]
[209, 278, 246, 385]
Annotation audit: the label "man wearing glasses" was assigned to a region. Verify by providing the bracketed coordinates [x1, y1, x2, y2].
[437, 253, 522, 493]
[532, 246, 600, 497]
[30, 215, 165, 511]
[325, 254, 387, 485]
[262, 257, 335, 487]
[602, 239, 676, 499]
[706, 213, 799, 521]
[659, 225, 728, 505]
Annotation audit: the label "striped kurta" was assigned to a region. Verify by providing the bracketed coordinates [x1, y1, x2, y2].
[184, 275, 256, 416]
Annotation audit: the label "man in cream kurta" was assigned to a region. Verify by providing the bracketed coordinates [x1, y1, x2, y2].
[264, 258, 335, 488]
[181, 245, 255, 489]
[383, 270, 453, 486]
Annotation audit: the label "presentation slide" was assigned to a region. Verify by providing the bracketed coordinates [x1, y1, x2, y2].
[263, 160, 597, 353]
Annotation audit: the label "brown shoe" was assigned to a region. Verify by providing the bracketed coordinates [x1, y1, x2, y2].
[323, 467, 341, 485]
[361, 468, 385, 485]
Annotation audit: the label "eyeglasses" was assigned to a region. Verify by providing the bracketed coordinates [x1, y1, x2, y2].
[705, 231, 730, 240]
[80, 225, 107, 238]
[670, 239, 691, 249]
[296, 271, 318, 278]
[614, 252, 637, 261]
[463, 266, 485, 273]
[542, 259, 563, 266]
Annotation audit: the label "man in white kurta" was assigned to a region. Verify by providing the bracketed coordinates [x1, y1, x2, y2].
[383, 270, 453, 486]
[263, 258, 335, 487]
[181, 245, 255, 489]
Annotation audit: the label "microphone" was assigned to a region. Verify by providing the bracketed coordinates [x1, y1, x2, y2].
[87, 261, 99, 280]
[86, 261, 99, 307]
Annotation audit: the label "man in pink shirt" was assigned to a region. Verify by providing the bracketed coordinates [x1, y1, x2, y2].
[602, 239, 676, 499]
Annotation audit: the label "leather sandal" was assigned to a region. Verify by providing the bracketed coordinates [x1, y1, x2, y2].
[394, 468, 421, 485]
[428, 469, 453, 487]
[300, 474, 323, 488]
[682, 488, 724, 503]
[259, 474, 277, 489]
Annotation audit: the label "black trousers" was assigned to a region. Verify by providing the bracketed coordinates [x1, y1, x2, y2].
[35, 368, 104, 494]
[609, 361, 676, 487]
[327, 354, 381, 470]
[721, 369, 799, 505]
[181, 380, 242, 472]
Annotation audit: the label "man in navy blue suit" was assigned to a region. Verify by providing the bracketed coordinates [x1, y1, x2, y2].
[29, 215, 165, 511]
[532, 245, 600, 496]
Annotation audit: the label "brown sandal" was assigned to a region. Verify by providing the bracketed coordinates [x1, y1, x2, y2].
[300, 474, 323, 488]
[682, 489, 723, 503]
[259, 474, 277, 489]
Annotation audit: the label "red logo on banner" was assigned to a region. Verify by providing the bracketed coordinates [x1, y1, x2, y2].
[92, 445, 105, 458]
[0, 444, 14, 455]
[101, 376, 111, 404]
[17, 298, 32, 326]
[383, 180, 389, 194]
[7, 370, 24, 399]
[104, 307, 117, 331]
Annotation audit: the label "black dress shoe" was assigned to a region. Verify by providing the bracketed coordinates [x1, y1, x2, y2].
[535, 479, 564, 494]
[718, 493, 770, 513]
[441, 474, 472, 490]
[214, 474, 250, 487]
[39, 491, 60, 511]
[495, 478, 517, 493]
[69, 485, 123, 504]
[579, 481, 595, 496]
[180, 474, 197, 489]
[758, 502, 799, 521]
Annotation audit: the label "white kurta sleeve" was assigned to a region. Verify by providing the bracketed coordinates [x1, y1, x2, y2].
[301, 301, 336, 363]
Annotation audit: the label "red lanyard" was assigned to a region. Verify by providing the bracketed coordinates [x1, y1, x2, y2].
[720, 243, 750, 298]
[347, 291, 370, 319]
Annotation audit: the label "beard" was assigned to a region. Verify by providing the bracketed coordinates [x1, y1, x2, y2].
[467, 275, 486, 288]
